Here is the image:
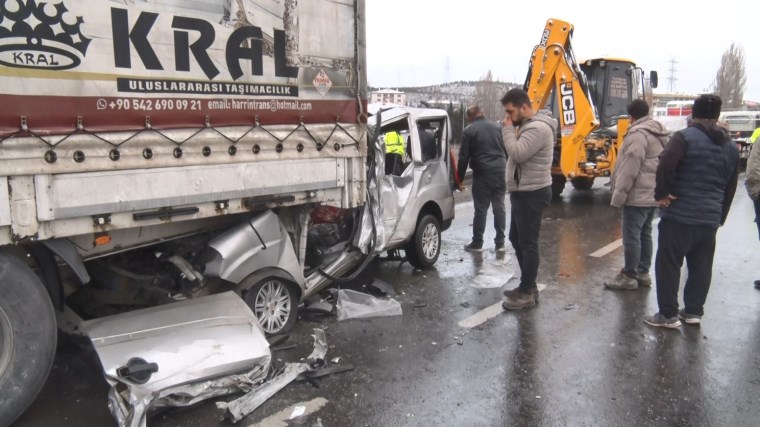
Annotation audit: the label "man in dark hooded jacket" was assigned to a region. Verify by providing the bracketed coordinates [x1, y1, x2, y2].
[644, 94, 739, 328]
[458, 105, 508, 252]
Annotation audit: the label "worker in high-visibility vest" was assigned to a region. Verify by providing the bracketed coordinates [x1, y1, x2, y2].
[384, 131, 405, 155]
[384, 130, 406, 175]
[750, 127, 760, 144]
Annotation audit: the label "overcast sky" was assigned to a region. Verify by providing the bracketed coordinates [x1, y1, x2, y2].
[365, 0, 759, 101]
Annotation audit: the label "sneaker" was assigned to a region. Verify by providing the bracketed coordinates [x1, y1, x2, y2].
[495, 242, 506, 253]
[678, 309, 702, 326]
[636, 272, 652, 287]
[464, 241, 483, 252]
[604, 273, 638, 290]
[503, 286, 539, 302]
[643, 313, 681, 329]
[502, 290, 537, 310]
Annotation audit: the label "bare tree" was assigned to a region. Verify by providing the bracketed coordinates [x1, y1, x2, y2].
[474, 70, 503, 121]
[713, 43, 746, 109]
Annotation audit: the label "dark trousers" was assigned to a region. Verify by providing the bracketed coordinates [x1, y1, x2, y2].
[509, 186, 552, 292]
[655, 219, 717, 317]
[754, 197, 760, 240]
[471, 175, 507, 245]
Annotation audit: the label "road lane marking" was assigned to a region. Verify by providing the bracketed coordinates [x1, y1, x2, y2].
[458, 284, 547, 329]
[589, 239, 623, 258]
[249, 397, 328, 427]
[458, 302, 504, 328]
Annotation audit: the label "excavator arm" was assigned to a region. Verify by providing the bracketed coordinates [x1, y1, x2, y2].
[523, 18, 601, 178]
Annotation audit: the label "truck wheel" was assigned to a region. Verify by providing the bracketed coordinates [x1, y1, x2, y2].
[406, 214, 441, 269]
[551, 175, 567, 198]
[243, 276, 299, 335]
[0, 252, 57, 427]
[571, 177, 595, 190]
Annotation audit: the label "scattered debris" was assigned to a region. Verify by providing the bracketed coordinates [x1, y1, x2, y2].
[367, 279, 396, 296]
[218, 329, 328, 423]
[336, 289, 402, 321]
[272, 343, 298, 352]
[303, 301, 335, 316]
[297, 365, 355, 384]
[413, 301, 427, 308]
[563, 304, 579, 310]
[289, 406, 306, 419]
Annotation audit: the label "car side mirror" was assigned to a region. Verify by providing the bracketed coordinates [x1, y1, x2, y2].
[650, 71, 658, 89]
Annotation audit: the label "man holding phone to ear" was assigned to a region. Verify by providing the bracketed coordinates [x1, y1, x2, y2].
[499, 88, 556, 310]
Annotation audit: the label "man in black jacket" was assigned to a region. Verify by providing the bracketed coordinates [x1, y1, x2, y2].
[644, 94, 740, 329]
[458, 106, 508, 252]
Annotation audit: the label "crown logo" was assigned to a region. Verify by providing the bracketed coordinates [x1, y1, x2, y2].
[0, 0, 90, 70]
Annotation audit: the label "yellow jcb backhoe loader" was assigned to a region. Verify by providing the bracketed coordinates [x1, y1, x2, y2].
[523, 18, 658, 197]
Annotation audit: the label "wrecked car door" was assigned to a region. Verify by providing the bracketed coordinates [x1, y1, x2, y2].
[378, 113, 416, 243]
[378, 112, 454, 249]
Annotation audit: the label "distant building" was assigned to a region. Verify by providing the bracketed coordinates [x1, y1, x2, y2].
[653, 93, 698, 108]
[370, 89, 406, 106]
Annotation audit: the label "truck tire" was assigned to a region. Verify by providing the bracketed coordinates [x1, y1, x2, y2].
[243, 276, 299, 336]
[406, 214, 441, 269]
[0, 252, 57, 427]
[571, 177, 595, 190]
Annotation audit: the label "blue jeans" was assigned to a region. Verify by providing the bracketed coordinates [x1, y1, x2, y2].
[622, 206, 657, 278]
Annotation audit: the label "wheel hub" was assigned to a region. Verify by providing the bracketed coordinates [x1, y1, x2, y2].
[421, 223, 439, 260]
[253, 280, 291, 334]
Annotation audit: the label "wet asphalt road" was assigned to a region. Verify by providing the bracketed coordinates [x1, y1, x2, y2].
[13, 174, 760, 427]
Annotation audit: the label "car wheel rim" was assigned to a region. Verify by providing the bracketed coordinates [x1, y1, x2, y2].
[0, 306, 13, 378]
[421, 223, 439, 260]
[253, 280, 291, 334]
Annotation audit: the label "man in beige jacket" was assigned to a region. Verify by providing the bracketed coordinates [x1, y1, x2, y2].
[746, 139, 760, 289]
[604, 100, 669, 290]
[500, 88, 555, 310]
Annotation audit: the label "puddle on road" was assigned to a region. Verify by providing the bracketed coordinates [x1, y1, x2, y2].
[471, 255, 514, 289]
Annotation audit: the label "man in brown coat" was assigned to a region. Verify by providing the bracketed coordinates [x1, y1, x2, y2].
[604, 99, 669, 290]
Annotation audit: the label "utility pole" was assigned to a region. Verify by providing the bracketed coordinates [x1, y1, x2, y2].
[667, 58, 678, 93]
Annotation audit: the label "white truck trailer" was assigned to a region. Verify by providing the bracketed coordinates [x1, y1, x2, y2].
[0, 1, 455, 424]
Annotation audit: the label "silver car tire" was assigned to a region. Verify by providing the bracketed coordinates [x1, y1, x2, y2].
[243, 276, 299, 336]
[406, 214, 441, 269]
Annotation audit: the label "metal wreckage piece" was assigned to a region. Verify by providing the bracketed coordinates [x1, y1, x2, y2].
[218, 329, 328, 423]
[84, 291, 330, 427]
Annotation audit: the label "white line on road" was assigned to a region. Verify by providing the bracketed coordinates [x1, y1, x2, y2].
[589, 239, 623, 258]
[458, 302, 504, 328]
[458, 284, 547, 329]
[249, 397, 328, 427]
